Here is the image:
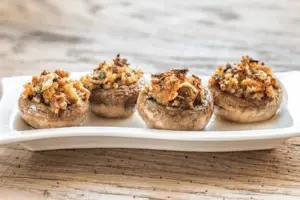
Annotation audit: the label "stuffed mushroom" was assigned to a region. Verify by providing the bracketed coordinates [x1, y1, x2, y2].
[137, 69, 214, 130]
[209, 56, 283, 123]
[19, 70, 90, 129]
[81, 54, 144, 118]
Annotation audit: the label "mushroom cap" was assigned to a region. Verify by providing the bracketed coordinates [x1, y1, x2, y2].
[137, 88, 214, 130]
[90, 81, 142, 118]
[18, 96, 89, 129]
[209, 84, 283, 123]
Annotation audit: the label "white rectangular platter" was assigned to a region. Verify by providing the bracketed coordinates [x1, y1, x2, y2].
[0, 71, 299, 152]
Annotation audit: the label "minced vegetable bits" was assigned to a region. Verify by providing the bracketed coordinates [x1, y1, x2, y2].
[209, 56, 281, 100]
[80, 54, 143, 91]
[145, 69, 206, 109]
[22, 70, 90, 113]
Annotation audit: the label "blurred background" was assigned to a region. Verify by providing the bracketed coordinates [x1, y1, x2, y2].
[0, 0, 300, 77]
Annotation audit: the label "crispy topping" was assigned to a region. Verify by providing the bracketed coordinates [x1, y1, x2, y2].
[80, 55, 143, 91]
[22, 70, 90, 113]
[209, 56, 281, 100]
[145, 69, 206, 109]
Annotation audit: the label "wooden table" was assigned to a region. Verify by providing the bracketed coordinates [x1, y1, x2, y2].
[1, 1, 300, 199]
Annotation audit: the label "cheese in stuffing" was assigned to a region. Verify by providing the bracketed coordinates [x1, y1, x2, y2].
[145, 69, 206, 109]
[209, 56, 281, 100]
[80, 54, 143, 91]
[22, 70, 90, 113]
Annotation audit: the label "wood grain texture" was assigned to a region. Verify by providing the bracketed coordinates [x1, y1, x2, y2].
[0, 0, 300, 199]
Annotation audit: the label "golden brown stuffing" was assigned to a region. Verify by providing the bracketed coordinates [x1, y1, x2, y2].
[145, 69, 206, 109]
[80, 54, 143, 91]
[22, 70, 90, 113]
[209, 56, 281, 100]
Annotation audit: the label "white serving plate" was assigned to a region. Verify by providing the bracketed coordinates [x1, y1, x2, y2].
[0, 72, 299, 152]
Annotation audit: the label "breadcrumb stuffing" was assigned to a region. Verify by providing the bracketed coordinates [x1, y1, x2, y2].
[145, 69, 206, 109]
[209, 56, 280, 100]
[80, 54, 143, 91]
[22, 70, 90, 113]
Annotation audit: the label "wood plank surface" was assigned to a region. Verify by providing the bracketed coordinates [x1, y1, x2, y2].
[0, 0, 300, 199]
